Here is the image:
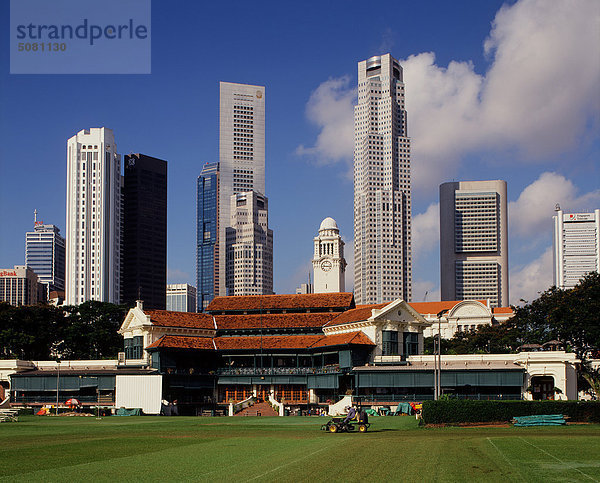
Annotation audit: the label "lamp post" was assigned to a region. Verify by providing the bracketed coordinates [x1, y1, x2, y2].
[55, 359, 61, 415]
[435, 310, 448, 400]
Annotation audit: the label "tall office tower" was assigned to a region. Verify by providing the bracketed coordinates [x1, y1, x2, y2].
[312, 217, 346, 293]
[354, 54, 412, 304]
[553, 207, 600, 289]
[226, 191, 273, 295]
[197, 162, 219, 311]
[0, 265, 45, 305]
[166, 283, 197, 312]
[122, 153, 168, 310]
[65, 127, 121, 305]
[218, 82, 267, 295]
[25, 210, 66, 296]
[440, 180, 509, 308]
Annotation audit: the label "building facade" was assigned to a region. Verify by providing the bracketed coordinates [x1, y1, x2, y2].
[313, 217, 346, 293]
[196, 162, 220, 312]
[166, 284, 197, 312]
[440, 180, 509, 308]
[218, 82, 267, 296]
[25, 212, 65, 296]
[226, 191, 273, 295]
[354, 54, 412, 305]
[0, 265, 45, 306]
[65, 128, 122, 305]
[122, 153, 168, 310]
[416, 300, 514, 339]
[553, 208, 600, 289]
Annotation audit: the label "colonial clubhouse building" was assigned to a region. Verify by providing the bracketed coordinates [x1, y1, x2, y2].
[4, 293, 580, 414]
[114, 293, 577, 413]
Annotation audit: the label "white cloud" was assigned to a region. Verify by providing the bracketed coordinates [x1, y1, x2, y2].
[509, 172, 600, 239]
[295, 76, 356, 165]
[298, 0, 600, 190]
[412, 202, 439, 260]
[167, 268, 192, 285]
[510, 246, 553, 305]
[412, 280, 440, 303]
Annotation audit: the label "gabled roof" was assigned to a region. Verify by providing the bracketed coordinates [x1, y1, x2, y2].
[144, 310, 215, 329]
[214, 313, 334, 330]
[146, 332, 375, 351]
[206, 292, 355, 313]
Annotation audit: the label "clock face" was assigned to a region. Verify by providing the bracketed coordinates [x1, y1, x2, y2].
[321, 260, 332, 272]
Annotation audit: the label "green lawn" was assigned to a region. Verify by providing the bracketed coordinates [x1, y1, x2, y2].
[1, 416, 599, 482]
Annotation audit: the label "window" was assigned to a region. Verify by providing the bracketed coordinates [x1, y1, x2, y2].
[403, 332, 419, 356]
[382, 330, 398, 356]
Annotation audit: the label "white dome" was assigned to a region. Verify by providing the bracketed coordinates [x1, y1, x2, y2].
[319, 217, 338, 231]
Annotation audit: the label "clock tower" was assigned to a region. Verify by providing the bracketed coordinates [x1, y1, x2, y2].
[313, 217, 346, 293]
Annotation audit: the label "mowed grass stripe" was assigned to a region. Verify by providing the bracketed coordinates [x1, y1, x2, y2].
[486, 435, 600, 482]
[1, 416, 599, 482]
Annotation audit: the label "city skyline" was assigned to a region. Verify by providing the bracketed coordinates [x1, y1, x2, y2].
[1, 0, 599, 305]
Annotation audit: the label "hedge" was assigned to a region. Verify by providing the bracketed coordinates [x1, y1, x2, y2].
[421, 400, 600, 424]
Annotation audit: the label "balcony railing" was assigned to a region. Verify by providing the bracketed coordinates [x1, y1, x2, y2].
[217, 365, 340, 376]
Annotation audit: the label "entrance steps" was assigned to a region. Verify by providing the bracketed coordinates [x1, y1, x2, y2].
[235, 401, 278, 417]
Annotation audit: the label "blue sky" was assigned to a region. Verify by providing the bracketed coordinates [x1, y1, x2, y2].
[1, 0, 598, 305]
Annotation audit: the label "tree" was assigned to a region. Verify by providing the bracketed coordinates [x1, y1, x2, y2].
[60, 301, 128, 359]
[0, 302, 65, 359]
[509, 272, 600, 359]
[0, 300, 127, 361]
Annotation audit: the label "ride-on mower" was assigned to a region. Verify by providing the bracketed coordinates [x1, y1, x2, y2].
[321, 409, 370, 433]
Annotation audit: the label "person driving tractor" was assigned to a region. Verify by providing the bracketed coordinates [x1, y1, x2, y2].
[343, 405, 357, 424]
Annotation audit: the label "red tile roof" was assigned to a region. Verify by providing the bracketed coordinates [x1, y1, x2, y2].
[214, 313, 334, 330]
[206, 292, 354, 313]
[146, 332, 375, 351]
[310, 331, 374, 348]
[144, 310, 215, 329]
[493, 307, 514, 315]
[146, 335, 214, 350]
[408, 301, 467, 315]
[216, 332, 375, 350]
[325, 304, 387, 327]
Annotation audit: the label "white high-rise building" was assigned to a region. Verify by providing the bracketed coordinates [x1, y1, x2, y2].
[354, 54, 412, 304]
[553, 207, 600, 289]
[440, 180, 509, 308]
[65, 128, 122, 305]
[312, 217, 346, 293]
[218, 82, 268, 295]
[166, 283, 197, 312]
[226, 191, 273, 295]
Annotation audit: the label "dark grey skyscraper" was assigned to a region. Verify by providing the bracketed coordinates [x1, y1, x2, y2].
[122, 153, 167, 309]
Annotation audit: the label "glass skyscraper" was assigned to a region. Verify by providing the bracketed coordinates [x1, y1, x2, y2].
[197, 162, 219, 311]
[122, 153, 168, 310]
[25, 213, 65, 296]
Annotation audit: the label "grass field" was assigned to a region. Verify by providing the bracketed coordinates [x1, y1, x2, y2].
[1, 415, 599, 482]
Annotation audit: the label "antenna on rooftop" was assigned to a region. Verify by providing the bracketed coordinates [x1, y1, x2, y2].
[34, 209, 37, 225]
[423, 291, 428, 302]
